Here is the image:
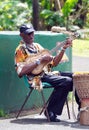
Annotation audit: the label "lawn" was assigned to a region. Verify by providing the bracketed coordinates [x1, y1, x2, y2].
[72, 39, 89, 57]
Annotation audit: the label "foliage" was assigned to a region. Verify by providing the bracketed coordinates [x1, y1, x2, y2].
[83, 0, 89, 27]
[61, 0, 78, 28]
[39, 0, 51, 10]
[62, 0, 78, 18]
[69, 0, 89, 28]
[0, 109, 7, 117]
[40, 0, 79, 30]
[0, 0, 89, 30]
[86, 13, 89, 27]
[0, 0, 32, 31]
[40, 10, 64, 30]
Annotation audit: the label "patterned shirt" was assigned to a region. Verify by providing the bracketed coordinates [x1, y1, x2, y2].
[14, 40, 53, 82]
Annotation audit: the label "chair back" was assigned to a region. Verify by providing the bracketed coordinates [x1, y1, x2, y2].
[23, 75, 30, 88]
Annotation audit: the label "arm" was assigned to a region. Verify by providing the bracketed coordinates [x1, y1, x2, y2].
[14, 45, 39, 77]
[17, 61, 39, 77]
[53, 38, 72, 67]
[15, 42, 53, 77]
[17, 54, 53, 77]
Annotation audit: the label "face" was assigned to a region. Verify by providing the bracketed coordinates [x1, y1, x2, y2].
[20, 32, 34, 45]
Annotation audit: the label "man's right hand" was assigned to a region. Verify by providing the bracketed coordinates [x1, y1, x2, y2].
[41, 55, 53, 63]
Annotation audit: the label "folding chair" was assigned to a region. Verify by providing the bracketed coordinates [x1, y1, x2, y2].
[16, 76, 70, 121]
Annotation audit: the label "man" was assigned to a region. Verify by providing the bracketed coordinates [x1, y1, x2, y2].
[14, 24, 80, 122]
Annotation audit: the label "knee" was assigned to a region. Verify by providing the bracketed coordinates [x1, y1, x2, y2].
[65, 77, 73, 91]
[66, 77, 73, 84]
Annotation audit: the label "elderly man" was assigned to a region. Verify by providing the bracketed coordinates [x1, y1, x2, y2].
[14, 24, 80, 122]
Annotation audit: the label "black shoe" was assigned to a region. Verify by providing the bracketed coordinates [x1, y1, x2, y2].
[51, 118, 60, 122]
[44, 111, 60, 122]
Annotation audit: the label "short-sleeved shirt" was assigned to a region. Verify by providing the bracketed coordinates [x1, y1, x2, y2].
[14, 40, 53, 82]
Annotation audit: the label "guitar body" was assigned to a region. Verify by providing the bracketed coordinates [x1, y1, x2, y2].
[25, 49, 51, 75]
[32, 61, 48, 75]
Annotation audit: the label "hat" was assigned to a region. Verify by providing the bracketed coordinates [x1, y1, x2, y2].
[20, 24, 35, 34]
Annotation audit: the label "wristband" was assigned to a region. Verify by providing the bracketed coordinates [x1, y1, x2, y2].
[36, 59, 40, 65]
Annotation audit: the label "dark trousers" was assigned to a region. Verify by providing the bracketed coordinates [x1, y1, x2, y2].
[41, 72, 80, 115]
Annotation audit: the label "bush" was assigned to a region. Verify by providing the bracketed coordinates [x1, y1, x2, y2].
[0, 0, 32, 31]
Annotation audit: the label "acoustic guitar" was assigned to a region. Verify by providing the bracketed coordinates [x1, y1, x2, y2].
[25, 32, 79, 75]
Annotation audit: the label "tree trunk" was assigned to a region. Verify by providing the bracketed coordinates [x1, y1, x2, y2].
[32, 0, 39, 30]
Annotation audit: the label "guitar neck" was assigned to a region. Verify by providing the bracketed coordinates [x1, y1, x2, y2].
[49, 32, 78, 55]
[50, 40, 66, 54]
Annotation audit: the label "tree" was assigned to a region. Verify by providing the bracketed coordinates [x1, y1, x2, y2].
[32, 0, 39, 30]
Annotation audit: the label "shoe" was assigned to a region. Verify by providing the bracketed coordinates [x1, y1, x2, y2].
[44, 111, 60, 122]
[51, 118, 60, 122]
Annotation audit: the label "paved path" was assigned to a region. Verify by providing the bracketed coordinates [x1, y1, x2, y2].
[0, 102, 89, 130]
[72, 56, 89, 72]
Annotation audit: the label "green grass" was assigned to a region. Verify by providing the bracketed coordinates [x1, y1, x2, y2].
[72, 39, 89, 57]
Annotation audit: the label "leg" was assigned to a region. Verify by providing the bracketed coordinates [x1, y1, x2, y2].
[60, 71, 81, 110]
[47, 83, 71, 115]
[41, 73, 72, 121]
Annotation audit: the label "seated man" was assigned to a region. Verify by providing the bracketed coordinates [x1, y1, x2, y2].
[14, 23, 80, 122]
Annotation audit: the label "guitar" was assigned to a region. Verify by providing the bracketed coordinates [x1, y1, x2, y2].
[25, 32, 79, 75]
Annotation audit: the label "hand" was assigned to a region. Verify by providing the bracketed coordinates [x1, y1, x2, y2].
[63, 38, 72, 49]
[41, 55, 53, 62]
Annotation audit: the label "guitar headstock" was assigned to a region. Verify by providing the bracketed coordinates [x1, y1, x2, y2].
[66, 31, 80, 41]
[73, 32, 80, 38]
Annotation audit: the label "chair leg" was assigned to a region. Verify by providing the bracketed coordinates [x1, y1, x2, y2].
[16, 88, 33, 118]
[40, 91, 50, 122]
[65, 99, 70, 119]
[40, 90, 54, 115]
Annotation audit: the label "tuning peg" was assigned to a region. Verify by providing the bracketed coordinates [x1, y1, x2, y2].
[74, 32, 80, 38]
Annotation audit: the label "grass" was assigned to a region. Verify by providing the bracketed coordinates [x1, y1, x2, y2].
[72, 39, 89, 57]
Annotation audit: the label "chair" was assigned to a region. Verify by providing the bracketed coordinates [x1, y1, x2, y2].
[16, 76, 70, 121]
